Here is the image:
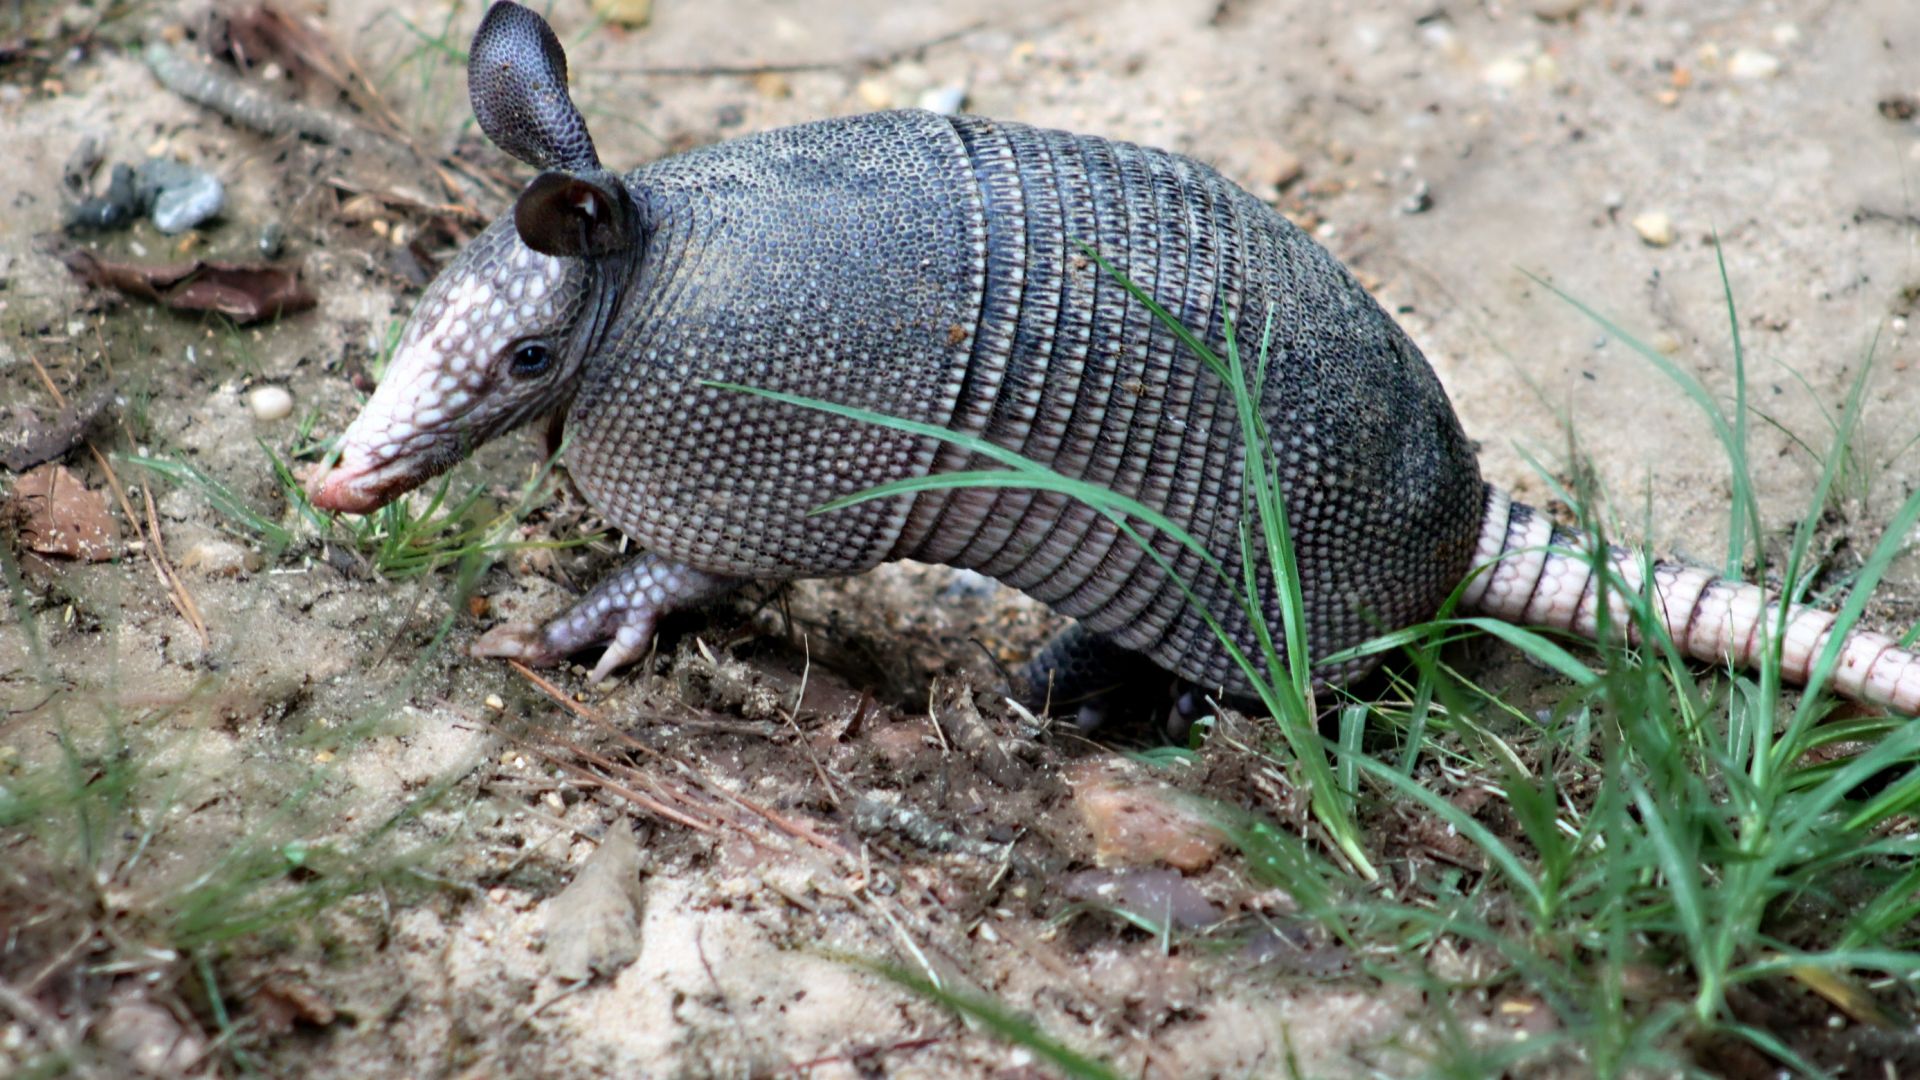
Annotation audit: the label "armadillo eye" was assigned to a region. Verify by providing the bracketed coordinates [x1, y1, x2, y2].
[509, 341, 552, 378]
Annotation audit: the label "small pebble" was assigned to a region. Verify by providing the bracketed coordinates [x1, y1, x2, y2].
[258, 221, 285, 258]
[1399, 179, 1434, 215]
[65, 162, 139, 233]
[751, 71, 791, 99]
[1482, 56, 1530, 89]
[1727, 48, 1782, 81]
[917, 84, 967, 115]
[856, 78, 893, 109]
[1631, 210, 1674, 247]
[177, 537, 263, 577]
[247, 384, 294, 421]
[138, 158, 225, 233]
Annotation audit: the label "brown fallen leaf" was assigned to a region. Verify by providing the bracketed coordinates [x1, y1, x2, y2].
[9, 463, 119, 561]
[64, 250, 316, 324]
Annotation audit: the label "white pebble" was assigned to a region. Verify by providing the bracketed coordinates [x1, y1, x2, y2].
[1482, 56, 1530, 89]
[1632, 211, 1675, 247]
[917, 84, 967, 115]
[247, 384, 294, 421]
[178, 538, 263, 577]
[1727, 48, 1782, 81]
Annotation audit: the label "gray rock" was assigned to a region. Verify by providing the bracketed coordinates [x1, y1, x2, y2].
[544, 823, 647, 981]
[64, 163, 139, 233]
[137, 158, 225, 234]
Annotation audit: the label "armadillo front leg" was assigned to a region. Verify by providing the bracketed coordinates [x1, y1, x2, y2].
[472, 553, 740, 682]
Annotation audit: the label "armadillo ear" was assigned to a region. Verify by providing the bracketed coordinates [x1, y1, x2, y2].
[469, 1, 602, 174]
[513, 170, 641, 258]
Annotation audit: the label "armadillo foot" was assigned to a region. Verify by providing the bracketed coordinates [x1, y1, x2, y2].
[1022, 623, 1179, 731]
[473, 553, 740, 683]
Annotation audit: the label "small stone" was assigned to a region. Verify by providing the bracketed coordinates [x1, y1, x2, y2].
[1063, 868, 1224, 930]
[1400, 179, 1434, 215]
[1727, 48, 1781, 81]
[65, 162, 139, 233]
[258, 221, 285, 258]
[1632, 210, 1674, 247]
[485, 693, 505, 711]
[97, 997, 205, 1076]
[1483, 56, 1530, 89]
[917, 84, 967, 115]
[1770, 24, 1801, 48]
[856, 78, 893, 110]
[1067, 760, 1226, 872]
[247, 384, 294, 421]
[545, 824, 647, 981]
[751, 71, 790, 99]
[338, 194, 382, 223]
[137, 158, 225, 234]
[177, 537, 263, 577]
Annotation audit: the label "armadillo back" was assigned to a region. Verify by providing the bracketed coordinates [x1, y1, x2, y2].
[564, 110, 1486, 695]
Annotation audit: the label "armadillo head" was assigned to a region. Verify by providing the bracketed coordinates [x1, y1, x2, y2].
[306, 221, 589, 513]
[308, 0, 641, 514]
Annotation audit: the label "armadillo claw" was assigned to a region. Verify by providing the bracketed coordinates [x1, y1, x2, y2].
[471, 622, 566, 667]
[472, 553, 740, 683]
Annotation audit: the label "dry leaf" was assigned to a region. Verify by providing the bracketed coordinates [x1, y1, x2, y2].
[10, 463, 119, 561]
[64, 250, 316, 324]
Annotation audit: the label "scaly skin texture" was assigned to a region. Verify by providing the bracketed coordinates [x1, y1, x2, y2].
[309, 1, 1920, 715]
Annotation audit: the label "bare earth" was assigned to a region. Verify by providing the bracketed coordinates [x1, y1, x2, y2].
[4, 0, 1920, 1076]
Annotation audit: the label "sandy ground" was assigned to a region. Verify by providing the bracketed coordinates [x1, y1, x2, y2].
[4, 0, 1920, 1075]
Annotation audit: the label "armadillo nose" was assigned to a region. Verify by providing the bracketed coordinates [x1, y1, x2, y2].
[306, 462, 381, 515]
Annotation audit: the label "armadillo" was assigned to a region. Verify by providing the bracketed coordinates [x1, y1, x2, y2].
[307, 1, 1920, 714]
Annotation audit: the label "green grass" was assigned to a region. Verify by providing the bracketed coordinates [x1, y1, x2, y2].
[122, 421, 596, 583]
[722, 252, 1920, 1076]
[0, 537, 475, 1076]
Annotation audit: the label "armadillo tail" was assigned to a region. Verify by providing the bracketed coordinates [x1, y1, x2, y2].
[1457, 486, 1920, 714]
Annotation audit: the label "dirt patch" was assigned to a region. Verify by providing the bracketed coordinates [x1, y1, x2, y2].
[4, 0, 1919, 1076]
